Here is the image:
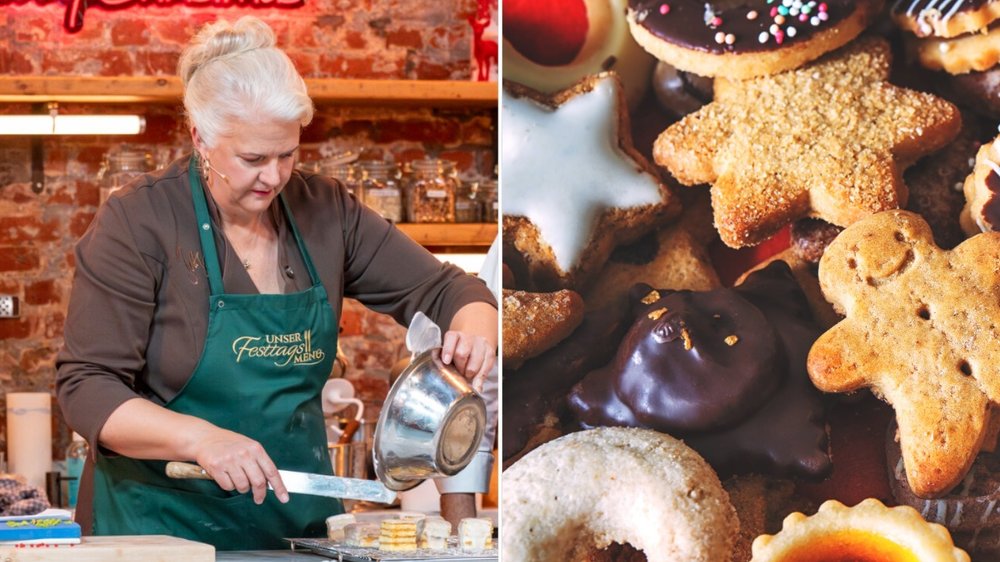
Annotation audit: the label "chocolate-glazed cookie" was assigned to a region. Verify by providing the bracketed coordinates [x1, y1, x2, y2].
[625, 0, 883, 78]
[568, 261, 831, 478]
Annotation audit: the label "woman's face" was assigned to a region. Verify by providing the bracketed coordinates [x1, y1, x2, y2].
[193, 116, 301, 223]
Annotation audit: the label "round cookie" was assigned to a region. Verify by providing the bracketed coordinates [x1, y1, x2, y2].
[912, 21, 1000, 74]
[501, 427, 738, 562]
[752, 498, 970, 561]
[503, 0, 656, 109]
[625, 0, 884, 79]
[891, 0, 1000, 38]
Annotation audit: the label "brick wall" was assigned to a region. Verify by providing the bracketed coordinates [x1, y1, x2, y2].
[0, 1, 496, 460]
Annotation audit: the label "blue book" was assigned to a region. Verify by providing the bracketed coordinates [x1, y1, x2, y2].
[0, 518, 81, 542]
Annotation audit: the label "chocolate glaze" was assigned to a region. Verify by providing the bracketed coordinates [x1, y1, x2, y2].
[568, 261, 831, 478]
[502, 305, 629, 461]
[983, 167, 1000, 231]
[628, 0, 856, 55]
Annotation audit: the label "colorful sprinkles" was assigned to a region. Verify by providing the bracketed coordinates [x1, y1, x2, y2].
[636, 0, 837, 49]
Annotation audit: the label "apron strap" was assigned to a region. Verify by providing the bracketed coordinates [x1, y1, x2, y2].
[188, 157, 226, 296]
[278, 192, 322, 287]
[188, 154, 324, 292]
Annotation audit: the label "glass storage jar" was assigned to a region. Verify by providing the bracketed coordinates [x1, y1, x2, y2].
[319, 151, 360, 196]
[357, 160, 404, 223]
[406, 158, 457, 223]
[481, 179, 498, 223]
[454, 180, 481, 223]
[97, 146, 153, 205]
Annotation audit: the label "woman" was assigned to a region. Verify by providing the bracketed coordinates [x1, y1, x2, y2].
[55, 16, 497, 550]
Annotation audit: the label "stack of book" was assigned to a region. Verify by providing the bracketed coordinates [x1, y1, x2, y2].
[0, 509, 81, 545]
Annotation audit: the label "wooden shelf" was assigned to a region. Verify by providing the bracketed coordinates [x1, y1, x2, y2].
[395, 223, 497, 247]
[0, 76, 498, 107]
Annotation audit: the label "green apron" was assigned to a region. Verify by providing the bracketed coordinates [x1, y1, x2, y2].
[91, 161, 342, 550]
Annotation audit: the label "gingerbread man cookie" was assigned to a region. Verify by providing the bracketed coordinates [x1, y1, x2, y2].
[808, 210, 1000, 498]
[654, 36, 961, 248]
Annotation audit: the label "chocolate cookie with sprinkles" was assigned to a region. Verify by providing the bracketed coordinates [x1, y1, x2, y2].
[625, 0, 884, 78]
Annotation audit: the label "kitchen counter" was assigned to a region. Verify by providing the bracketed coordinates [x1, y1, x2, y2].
[218, 551, 330, 561]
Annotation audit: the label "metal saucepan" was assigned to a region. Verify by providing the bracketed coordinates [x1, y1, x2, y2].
[372, 348, 486, 491]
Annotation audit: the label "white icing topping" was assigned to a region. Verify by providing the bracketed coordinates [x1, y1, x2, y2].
[960, 469, 977, 496]
[950, 501, 963, 527]
[922, 499, 933, 517]
[501, 76, 665, 274]
[892, 0, 969, 20]
[895, 457, 905, 480]
[935, 499, 947, 523]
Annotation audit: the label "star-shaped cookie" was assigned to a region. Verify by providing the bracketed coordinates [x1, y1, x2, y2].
[654, 36, 961, 248]
[503, 73, 680, 290]
[808, 210, 1000, 498]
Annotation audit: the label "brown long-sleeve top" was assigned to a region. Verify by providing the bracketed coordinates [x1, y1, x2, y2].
[55, 155, 496, 453]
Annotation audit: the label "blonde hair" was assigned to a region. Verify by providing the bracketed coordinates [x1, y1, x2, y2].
[178, 16, 313, 147]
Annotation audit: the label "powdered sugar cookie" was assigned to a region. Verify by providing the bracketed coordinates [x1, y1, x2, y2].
[502, 73, 680, 290]
[961, 132, 1000, 234]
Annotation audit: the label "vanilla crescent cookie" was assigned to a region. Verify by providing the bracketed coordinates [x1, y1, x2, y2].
[503, 0, 655, 109]
[891, 0, 1000, 38]
[503, 73, 680, 290]
[751, 498, 969, 561]
[626, 0, 883, 79]
[808, 210, 1000, 498]
[654, 36, 961, 248]
[502, 427, 738, 562]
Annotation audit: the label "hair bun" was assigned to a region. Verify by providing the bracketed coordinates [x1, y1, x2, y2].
[179, 16, 276, 86]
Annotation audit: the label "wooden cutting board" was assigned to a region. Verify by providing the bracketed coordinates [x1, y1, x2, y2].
[0, 535, 214, 561]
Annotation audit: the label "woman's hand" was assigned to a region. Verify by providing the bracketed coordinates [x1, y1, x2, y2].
[190, 426, 289, 505]
[99, 398, 290, 505]
[442, 330, 495, 388]
[443, 301, 498, 391]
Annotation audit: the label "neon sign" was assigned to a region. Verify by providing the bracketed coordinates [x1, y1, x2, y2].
[1, 0, 305, 34]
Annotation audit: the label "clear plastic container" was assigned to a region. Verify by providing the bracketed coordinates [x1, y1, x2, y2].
[97, 146, 153, 205]
[454, 180, 482, 223]
[357, 160, 404, 223]
[406, 158, 457, 223]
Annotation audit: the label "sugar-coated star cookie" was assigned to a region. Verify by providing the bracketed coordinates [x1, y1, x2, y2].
[503, 73, 680, 290]
[654, 36, 961, 248]
[808, 210, 1000, 497]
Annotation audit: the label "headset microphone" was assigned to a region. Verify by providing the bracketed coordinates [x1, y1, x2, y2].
[203, 160, 229, 182]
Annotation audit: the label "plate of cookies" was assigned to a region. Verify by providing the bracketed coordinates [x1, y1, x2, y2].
[500, 0, 1000, 560]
